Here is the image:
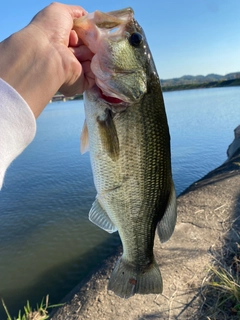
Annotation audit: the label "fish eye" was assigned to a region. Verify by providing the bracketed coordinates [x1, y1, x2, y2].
[129, 32, 143, 47]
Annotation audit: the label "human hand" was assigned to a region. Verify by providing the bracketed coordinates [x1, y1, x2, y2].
[0, 2, 95, 117]
[29, 2, 95, 96]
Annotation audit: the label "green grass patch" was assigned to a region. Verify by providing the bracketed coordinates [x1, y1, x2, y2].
[2, 295, 63, 320]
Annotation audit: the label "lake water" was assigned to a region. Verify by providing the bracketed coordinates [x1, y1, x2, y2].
[0, 87, 239, 317]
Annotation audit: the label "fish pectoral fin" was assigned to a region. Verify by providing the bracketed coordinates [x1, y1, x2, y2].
[80, 119, 89, 154]
[97, 109, 119, 161]
[157, 182, 177, 243]
[89, 198, 117, 233]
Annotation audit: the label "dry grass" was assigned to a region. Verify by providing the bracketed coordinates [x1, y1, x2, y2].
[199, 243, 240, 319]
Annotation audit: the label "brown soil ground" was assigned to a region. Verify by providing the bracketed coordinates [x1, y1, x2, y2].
[50, 150, 240, 320]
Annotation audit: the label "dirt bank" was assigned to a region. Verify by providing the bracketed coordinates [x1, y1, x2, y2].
[50, 151, 240, 320]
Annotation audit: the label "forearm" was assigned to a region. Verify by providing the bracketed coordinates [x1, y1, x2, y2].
[0, 78, 36, 189]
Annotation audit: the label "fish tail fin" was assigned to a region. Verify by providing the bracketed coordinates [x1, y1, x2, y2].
[108, 257, 163, 299]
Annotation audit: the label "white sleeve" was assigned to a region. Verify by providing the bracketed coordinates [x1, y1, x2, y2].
[0, 78, 36, 189]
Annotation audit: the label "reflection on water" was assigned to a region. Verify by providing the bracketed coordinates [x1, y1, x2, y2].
[0, 87, 239, 317]
[165, 87, 240, 192]
[0, 101, 121, 317]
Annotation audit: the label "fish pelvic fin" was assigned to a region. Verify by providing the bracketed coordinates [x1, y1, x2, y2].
[157, 181, 177, 243]
[89, 197, 117, 233]
[108, 257, 163, 299]
[80, 119, 89, 154]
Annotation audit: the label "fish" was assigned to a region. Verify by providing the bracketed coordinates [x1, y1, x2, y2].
[73, 7, 177, 299]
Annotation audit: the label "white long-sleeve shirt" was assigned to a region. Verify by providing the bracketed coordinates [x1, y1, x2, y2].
[0, 78, 36, 189]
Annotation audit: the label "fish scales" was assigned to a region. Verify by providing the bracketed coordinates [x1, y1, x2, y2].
[74, 7, 177, 299]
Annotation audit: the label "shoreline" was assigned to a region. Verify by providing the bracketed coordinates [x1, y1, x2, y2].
[50, 80, 240, 103]
[50, 136, 240, 319]
[161, 78, 240, 92]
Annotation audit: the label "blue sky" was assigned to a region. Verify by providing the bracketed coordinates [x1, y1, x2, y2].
[1, 0, 239, 79]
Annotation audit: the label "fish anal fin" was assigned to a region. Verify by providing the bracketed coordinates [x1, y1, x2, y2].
[108, 257, 162, 299]
[80, 120, 89, 154]
[97, 109, 119, 161]
[89, 197, 117, 233]
[157, 182, 177, 243]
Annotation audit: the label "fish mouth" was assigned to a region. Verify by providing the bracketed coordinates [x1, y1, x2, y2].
[99, 89, 124, 104]
[91, 85, 129, 111]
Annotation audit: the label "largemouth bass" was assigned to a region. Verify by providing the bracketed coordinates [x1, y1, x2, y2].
[74, 7, 177, 299]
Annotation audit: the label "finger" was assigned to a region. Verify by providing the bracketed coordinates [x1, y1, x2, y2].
[59, 59, 95, 96]
[76, 60, 95, 94]
[69, 30, 86, 47]
[69, 30, 79, 47]
[69, 45, 94, 61]
[81, 60, 95, 87]
[32, 3, 87, 25]
[66, 4, 88, 19]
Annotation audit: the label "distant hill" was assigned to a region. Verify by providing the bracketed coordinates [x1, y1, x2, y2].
[161, 72, 240, 91]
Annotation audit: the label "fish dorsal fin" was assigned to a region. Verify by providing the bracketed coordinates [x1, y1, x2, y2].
[157, 182, 177, 243]
[97, 109, 119, 161]
[80, 119, 89, 154]
[89, 197, 118, 233]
